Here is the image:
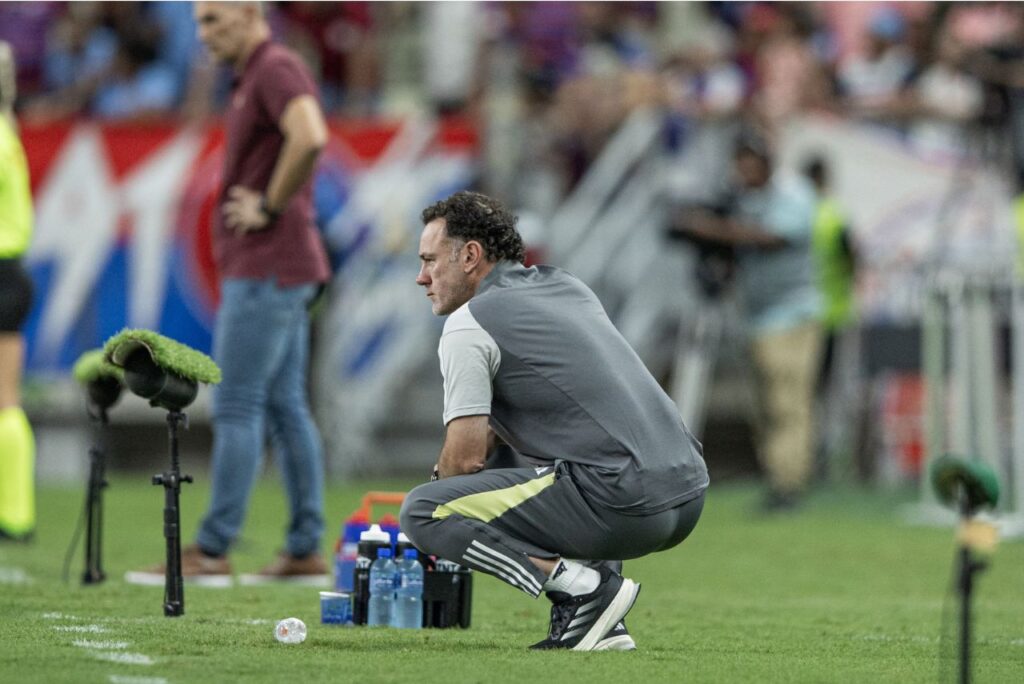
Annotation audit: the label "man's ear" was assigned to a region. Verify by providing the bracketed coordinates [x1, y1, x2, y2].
[463, 240, 485, 273]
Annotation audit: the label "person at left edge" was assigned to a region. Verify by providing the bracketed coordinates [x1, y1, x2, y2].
[0, 40, 37, 543]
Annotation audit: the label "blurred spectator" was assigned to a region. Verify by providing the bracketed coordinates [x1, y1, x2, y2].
[0, 2, 62, 100]
[42, 3, 117, 92]
[672, 135, 822, 511]
[946, 1, 1022, 51]
[421, 2, 485, 115]
[910, 31, 984, 158]
[505, 1, 582, 99]
[960, 4, 1024, 183]
[838, 7, 915, 121]
[804, 154, 859, 476]
[805, 155, 857, 379]
[576, 1, 657, 75]
[278, 1, 379, 115]
[662, 21, 746, 200]
[23, 2, 181, 122]
[19, 3, 116, 121]
[90, 31, 177, 121]
[147, 1, 203, 105]
[749, 4, 833, 134]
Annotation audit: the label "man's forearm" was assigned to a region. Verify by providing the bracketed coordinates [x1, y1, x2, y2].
[435, 415, 490, 478]
[264, 95, 328, 213]
[264, 135, 323, 213]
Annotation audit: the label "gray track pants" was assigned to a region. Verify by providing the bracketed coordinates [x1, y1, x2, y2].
[399, 462, 705, 598]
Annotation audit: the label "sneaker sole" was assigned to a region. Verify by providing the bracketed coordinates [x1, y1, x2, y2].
[593, 634, 637, 651]
[572, 580, 641, 652]
[123, 571, 234, 588]
[236, 573, 331, 587]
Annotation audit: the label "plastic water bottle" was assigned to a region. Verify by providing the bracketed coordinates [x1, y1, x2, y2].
[274, 617, 307, 644]
[367, 548, 396, 626]
[353, 524, 391, 625]
[392, 548, 424, 629]
[394, 531, 415, 560]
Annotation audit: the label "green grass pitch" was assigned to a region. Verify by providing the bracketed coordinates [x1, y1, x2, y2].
[1, 477, 1022, 683]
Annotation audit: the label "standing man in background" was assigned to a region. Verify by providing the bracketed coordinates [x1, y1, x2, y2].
[674, 135, 821, 512]
[128, 1, 331, 586]
[0, 41, 37, 542]
[804, 155, 858, 478]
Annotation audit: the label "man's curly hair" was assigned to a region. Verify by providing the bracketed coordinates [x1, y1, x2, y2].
[421, 191, 526, 263]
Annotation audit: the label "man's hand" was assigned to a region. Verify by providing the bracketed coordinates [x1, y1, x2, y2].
[223, 186, 274, 233]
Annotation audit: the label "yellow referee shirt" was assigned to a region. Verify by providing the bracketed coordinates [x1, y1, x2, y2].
[0, 115, 32, 258]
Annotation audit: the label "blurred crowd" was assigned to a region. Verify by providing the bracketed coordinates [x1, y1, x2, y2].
[2, 1, 1024, 199]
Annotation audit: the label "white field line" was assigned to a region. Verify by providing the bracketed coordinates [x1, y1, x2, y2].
[857, 633, 938, 644]
[0, 566, 34, 584]
[53, 624, 110, 633]
[73, 640, 130, 650]
[42, 611, 161, 675]
[108, 676, 167, 684]
[92, 652, 156, 666]
[857, 633, 1024, 647]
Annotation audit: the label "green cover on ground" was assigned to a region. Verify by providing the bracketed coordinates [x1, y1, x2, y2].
[70, 349, 124, 385]
[103, 328, 221, 385]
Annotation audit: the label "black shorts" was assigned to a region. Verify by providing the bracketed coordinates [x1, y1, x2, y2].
[0, 258, 34, 332]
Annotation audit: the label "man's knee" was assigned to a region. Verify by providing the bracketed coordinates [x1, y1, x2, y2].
[399, 483, 440, 552]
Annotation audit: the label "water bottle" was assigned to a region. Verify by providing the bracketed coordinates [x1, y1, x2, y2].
[274, 617, 307, 644]
[394, 532, 415, 560]
[367, 548, 396, 626]
[392, 548, 424, 629]
[352, 524, 391, 625]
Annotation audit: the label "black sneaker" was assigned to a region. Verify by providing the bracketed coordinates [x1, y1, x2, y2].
[594, 621, 636, 651]
[529, 567, 640, 651]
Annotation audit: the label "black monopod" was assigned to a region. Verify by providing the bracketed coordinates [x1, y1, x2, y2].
[104, 330, 220, 616]
[70, 350, 125, 585]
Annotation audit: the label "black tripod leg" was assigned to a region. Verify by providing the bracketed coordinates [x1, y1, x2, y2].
[82, 440, 107, 584]
[958, 546, 972, 684]
[154, 410, 192, 617]
[161, 476, 184, 616]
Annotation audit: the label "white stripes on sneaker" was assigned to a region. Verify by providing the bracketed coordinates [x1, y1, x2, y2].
[462, 540, 543, 596]
[566, 599, 601, 629]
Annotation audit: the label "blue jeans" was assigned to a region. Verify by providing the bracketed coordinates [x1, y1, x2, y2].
[197, 278, 325, 557]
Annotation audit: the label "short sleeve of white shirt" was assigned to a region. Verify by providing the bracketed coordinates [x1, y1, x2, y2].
[439, 303, 501, 425]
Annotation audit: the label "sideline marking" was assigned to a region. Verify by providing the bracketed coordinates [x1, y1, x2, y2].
[93, 652, 156, 665]
[108, 676, 167, 684]
[858, 633, 937, 643]
[73, 640, 130, 650]
[43, 612, 81, 620]
[0, 566, 33, 584]
[53, 625, 110, 633]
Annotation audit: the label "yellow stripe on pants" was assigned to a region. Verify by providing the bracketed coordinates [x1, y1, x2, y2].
[432, 473, 556, 522]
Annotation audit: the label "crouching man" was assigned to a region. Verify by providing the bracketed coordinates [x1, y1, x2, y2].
[400, 191, 709, 651]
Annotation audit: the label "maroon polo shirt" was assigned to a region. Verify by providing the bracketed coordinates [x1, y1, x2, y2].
[214, 40, 330, 286]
